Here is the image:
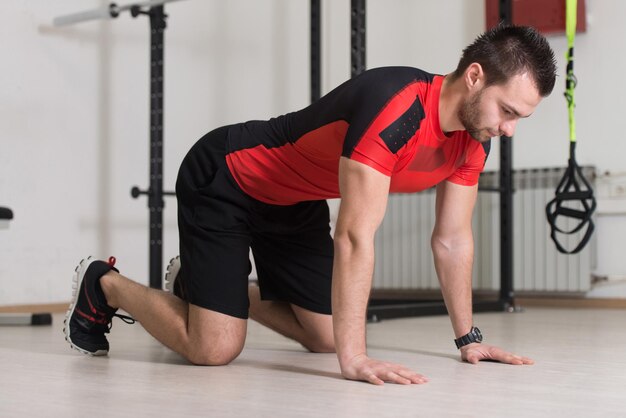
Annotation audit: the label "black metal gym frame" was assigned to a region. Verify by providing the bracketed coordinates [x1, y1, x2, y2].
[350, 0, 366, 78]
[53, 1, 181, 289]
[497, 0, 515, 311]
[342, 0, 516, 321]
[310, 0, 321, 103]
[128, 4, 176, 289]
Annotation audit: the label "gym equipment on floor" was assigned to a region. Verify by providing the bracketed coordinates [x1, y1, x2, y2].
[0, 207, 52, 326]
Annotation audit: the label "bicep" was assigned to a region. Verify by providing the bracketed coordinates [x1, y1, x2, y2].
[335, 157, 391, 239]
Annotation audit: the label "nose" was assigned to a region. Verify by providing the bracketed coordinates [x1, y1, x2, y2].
[499, 119, 518, 137]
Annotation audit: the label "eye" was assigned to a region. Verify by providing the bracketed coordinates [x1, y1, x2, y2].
[502, 107, 512, 115]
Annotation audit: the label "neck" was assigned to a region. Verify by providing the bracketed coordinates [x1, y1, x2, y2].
[439, 74, 466, 134]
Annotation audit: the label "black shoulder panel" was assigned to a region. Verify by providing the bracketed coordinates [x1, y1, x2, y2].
[379, 96, 425, 154]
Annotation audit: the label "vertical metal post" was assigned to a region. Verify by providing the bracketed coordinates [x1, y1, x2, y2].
[148, 6, 166, 289]
[130, 4, 175, 288]
[498, 0, 514, 307]
[499, 138, 514, 306]
[310, 0, 321, 103]
[350, 0, 366, 78]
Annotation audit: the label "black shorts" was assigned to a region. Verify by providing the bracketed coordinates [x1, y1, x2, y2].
[175, 125, 334, 319]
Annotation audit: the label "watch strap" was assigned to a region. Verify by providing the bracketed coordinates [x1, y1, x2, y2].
[454, 326, 482, 349]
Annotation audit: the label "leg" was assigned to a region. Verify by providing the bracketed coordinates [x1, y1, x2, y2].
[249, 200, 335, 353]
[101, 271, 246, 365]
[64, 126, 250, 363]
[157, 124, 253, 364]
[248, 285, 334, 353]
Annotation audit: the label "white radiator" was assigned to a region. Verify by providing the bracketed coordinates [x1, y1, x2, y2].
[373, 168, 596, 293]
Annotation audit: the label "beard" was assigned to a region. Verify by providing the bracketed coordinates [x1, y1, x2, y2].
[458, 88, 492, 142]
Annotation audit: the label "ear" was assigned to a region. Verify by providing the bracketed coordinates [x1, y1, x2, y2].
[464, 63, 484, 91]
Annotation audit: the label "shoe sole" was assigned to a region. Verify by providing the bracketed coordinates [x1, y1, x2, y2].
[63, 256, 109, 356]
[163, 256, 180, 293]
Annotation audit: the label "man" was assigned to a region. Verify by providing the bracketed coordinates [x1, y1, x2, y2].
[64, 25, 557, 385]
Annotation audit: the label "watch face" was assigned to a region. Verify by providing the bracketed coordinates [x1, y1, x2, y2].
[473, 327, 483, 342]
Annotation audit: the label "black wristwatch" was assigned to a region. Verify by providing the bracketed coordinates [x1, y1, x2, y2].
[454, 326, 483, 349]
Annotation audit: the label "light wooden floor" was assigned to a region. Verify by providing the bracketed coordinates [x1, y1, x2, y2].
[1, 307, 625, 417]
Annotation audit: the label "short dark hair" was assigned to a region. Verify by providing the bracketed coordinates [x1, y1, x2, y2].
[452, 25, 557, 97]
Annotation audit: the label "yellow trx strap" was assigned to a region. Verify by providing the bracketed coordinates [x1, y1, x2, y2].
[545, 0, 597, 254]
[565, 0, 577, 142]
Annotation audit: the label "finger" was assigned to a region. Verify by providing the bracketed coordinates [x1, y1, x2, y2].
[379, 362, 427, 384]
[466, 355, 480, 364]
[503, 353, 526, 365]
[366, 373, 385, 386]
[402, 373, 429, 384]
[385, 371, 412, 385]
[397, 369, 429, 384]
[495, 348, 533, 365]
[507, 354, 523, 365]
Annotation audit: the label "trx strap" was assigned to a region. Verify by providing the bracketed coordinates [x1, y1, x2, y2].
[545, 0, 596, 254]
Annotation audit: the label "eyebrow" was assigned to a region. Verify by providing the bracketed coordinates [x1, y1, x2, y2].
[502, 103, 532, 118]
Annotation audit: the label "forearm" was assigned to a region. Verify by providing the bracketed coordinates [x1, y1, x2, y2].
[330, 157, 416, 384]
[432, 234, 474, 338]
[332, 234, 374, 366]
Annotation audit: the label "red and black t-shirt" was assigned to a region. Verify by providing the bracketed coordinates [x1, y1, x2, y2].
[225, 67, 490, 205]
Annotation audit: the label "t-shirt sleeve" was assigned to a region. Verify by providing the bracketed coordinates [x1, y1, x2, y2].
[345, 83, 426, 177]
[446, 139, 491, 186]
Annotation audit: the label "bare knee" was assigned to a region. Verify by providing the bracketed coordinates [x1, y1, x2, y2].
[185, 305, 247, 366]
[185, 338, 244, 366]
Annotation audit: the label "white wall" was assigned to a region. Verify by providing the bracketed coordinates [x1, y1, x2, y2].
[1, 0, 624, 306]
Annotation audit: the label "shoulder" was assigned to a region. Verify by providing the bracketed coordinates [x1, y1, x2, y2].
[324, 67, 437, 110]
[340, 67, 435, 100]
[349, 67, 437, 117]
[354, 66, 436, 92]
[360, 66, 435, 79]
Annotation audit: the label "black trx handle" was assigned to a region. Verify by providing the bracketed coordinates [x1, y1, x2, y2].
[546, 0, 596, 255]
[545, 142, 596, 254]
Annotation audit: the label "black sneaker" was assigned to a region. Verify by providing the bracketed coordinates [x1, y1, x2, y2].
[63, 256, 134, 356]
[163, 256, 184, 298]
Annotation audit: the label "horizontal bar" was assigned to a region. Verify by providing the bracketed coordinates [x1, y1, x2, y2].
[477, 186, 505, 193]
[554, 191, 594, 200]
[553, 206, 589, 220]
[53, 0, 186, 27]
[53, 5, 115, 27]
